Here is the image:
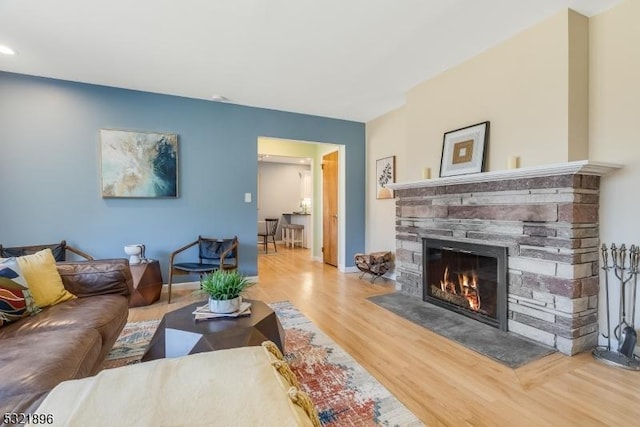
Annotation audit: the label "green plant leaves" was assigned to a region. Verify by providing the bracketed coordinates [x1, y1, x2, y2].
[200, 270, 253, 301]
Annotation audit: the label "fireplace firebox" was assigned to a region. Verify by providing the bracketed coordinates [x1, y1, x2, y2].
[422, 238, 508, 330]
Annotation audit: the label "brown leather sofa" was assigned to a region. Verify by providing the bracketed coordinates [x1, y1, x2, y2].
[0, 259, 132, 420]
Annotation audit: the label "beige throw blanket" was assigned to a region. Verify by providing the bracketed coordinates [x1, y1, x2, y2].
[29, 346, 315, 427]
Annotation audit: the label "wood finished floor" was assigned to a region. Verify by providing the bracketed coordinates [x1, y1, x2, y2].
[129, 245, 640, 427]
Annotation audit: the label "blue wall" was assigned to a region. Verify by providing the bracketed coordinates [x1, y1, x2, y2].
[0, 71, 365, 279]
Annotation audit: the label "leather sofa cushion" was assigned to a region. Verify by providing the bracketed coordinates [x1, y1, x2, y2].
[0, 328, 101, 400]
[57, 259, 132, 298]
[0, 295, 127, 349]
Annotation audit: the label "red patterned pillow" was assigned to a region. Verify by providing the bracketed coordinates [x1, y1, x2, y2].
[0, 258, 39, 327]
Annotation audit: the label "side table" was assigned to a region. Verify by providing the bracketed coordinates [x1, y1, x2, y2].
[129, 260, 163, 307]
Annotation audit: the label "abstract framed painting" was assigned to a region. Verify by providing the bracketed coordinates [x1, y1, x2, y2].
[439, 121, 489, 177]
[376, 155, 395, 199]
[100, 129, 178, 198]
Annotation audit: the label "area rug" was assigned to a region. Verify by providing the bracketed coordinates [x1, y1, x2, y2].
[105, 302, 423, 426]
[270, 301, 423, 426]
[369, 292, 556, 369]
[104, 319, 160, 369]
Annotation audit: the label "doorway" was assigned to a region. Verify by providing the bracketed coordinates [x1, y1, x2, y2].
[322, 150, 338, 266]
[257, 137, 343, 268]
[257, 155, 313, 250]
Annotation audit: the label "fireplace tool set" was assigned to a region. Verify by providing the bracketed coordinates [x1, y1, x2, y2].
[593, 243, 640, 370]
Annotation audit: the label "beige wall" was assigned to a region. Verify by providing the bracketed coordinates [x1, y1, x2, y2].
[404, 10, 574, 181]
[589, 0, 640, 344]
[365, 0, 639, 348]
[365, 9, 585, 255]
[589, 0, 640, 169]
[568, 10, 589, 161]
[366, 106, 406, 259]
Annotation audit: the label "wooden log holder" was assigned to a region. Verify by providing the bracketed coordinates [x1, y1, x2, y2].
[354, 251, 392, 283]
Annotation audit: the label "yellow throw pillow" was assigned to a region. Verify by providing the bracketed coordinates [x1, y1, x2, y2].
[16, 248, 76, 307]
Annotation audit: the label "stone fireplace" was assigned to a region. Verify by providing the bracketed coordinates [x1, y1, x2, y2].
[389, 161, 620, 355]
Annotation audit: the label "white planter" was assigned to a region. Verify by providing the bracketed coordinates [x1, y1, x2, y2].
[208, 296, 241, 314]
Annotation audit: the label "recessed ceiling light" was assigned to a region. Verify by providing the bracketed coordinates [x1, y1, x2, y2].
[211, 95, 230, 102]
[0, 45, 16, 55]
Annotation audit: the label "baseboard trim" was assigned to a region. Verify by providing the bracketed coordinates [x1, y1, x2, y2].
[164, 281, 200, 289]
[163, 275, 259, 289]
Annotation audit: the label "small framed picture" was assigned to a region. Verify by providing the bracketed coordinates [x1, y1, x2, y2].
[439, 121, 489, 177]
[376, 155, 395, 199]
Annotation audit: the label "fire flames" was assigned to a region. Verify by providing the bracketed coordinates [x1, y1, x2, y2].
[439, 266, 481, 311]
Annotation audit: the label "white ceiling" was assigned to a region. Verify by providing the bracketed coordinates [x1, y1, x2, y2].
[0, 0, 623, 122]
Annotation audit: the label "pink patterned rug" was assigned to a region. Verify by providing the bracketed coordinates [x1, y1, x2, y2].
[105, 301, 423, 426]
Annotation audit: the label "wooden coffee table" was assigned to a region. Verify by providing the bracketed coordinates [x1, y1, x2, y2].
[140, 299, 284, 362]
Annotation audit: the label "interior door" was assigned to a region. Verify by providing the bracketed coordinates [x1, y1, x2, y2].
[322, 151, 338, 266]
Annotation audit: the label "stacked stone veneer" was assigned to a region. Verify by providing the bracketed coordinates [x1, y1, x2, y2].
[394, 174, 602, 355]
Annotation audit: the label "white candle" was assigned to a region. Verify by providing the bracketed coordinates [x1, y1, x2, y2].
[422, 167, 431, 179]
[507, 156, 519, 169]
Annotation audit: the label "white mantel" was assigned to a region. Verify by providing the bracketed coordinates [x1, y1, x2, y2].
[388, 160, 622, 190]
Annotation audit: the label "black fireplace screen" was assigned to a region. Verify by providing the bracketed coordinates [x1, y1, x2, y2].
[423, 238, 508, 330]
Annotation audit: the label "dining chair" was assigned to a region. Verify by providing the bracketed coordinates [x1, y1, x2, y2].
[258, 218, 279, 254]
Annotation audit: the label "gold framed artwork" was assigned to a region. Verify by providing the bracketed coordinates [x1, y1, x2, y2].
[100, 129, 178, 198]
[439, 121, 489, 177]
[376, 155, 395, 199]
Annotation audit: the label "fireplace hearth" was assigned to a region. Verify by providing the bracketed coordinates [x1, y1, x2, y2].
[423, 238, 508, 330]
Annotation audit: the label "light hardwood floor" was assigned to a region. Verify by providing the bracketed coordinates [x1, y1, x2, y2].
[130, 245, 640, 427]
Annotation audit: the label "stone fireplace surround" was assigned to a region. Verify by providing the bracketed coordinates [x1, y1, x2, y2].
[388, 161, 621, 355]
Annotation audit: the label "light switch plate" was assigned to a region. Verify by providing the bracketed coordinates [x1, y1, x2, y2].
[244, 192, 251, 203]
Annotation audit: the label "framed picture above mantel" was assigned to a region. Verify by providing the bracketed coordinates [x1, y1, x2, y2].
[100, 129, 179, 198]
[439, 121, 489, 177]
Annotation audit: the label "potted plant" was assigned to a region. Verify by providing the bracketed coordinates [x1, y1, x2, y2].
[200, 269, 254, 314]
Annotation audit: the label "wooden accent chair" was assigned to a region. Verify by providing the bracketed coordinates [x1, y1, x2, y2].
[167, 236, 238, 304]
[258, 218, 279, 253]
[0, 240, 94, 261]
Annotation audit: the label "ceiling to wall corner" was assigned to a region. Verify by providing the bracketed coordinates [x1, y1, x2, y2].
[0, 0, 624, 122]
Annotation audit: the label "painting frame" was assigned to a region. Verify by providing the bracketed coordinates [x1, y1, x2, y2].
[439, 121, 489, 177]
[376, 155, 395, 199]
[100, 129, 179, 198]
